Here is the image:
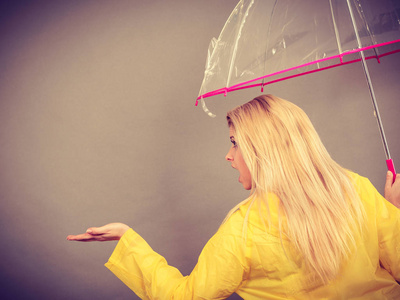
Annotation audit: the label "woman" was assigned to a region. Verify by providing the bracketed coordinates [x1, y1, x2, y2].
[68, 95, 400, 299]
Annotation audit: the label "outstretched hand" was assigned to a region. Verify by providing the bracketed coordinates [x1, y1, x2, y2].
[384, 171, 400, 209]
[67, 222, 130, 242]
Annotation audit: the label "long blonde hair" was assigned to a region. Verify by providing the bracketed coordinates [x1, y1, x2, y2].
[226, 94, 365, 283]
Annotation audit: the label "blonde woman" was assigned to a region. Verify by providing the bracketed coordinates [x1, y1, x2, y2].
[68, 95, 400, 299]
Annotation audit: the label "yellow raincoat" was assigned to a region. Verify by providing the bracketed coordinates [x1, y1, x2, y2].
[105, 173, 400, 299]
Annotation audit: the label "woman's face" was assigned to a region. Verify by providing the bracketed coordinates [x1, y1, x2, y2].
[225, 127, 252, 190]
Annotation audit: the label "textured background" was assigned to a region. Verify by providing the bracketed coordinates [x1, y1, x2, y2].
[0, 1, 399, 299]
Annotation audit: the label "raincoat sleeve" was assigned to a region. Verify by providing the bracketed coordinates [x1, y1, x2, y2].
[364, 178, 400, 281]
[104, 222, 247, 299]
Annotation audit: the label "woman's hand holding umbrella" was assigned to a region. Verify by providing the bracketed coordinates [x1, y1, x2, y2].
[67, 223, 130, 242]
[385, 171, 400, 209]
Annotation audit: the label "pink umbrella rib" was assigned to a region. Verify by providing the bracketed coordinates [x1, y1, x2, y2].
[196, 39, 400, 105]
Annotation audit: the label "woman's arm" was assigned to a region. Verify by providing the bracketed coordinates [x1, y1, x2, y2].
[104, 226, 246, 299]
[67, 220, 246, 299]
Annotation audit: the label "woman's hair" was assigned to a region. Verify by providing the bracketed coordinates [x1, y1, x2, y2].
[226, 94, 365, 283]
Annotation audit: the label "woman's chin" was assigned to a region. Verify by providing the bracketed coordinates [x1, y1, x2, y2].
[241, 182, 252, 190]
[239, 177, 252, 190]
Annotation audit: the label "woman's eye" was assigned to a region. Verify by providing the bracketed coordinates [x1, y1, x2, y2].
[230, 137, 238, 148]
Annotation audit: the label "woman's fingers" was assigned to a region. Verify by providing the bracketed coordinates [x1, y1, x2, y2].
[66, 232, 100, 242]
[67, 223, 130, 242]
[384, 171, 400, 209]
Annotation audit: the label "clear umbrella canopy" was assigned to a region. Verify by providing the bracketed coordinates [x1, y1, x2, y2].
[197, 0, 400, 178]
[197, 0, 400, 103]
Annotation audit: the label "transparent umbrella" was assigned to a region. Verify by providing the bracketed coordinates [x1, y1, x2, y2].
[197, 0, 400, 179]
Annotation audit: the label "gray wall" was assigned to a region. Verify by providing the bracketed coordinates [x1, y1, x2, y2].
[0, 1, 399, 299]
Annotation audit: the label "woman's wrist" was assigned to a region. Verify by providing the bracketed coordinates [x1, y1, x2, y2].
[118, 224, 130, 239]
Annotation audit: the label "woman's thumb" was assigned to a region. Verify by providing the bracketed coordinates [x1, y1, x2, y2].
[385, 171, 393, 191]
[86, 227, 96, 234]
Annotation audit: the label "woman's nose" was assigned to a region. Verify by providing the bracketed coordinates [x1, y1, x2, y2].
[225, 147, 234, 161]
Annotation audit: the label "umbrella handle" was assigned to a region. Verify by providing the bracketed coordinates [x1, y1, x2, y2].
[386, 159, 397, 183]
